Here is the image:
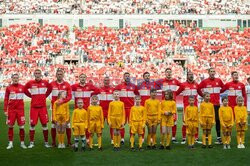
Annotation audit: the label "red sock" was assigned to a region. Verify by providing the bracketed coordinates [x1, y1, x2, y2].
[110, 128, 113, 140]
[29, 130, 35, 142]
[8, 128, 14, 141]
[120, 128, 125, 139]
[195, 128, 199, 139]
[19, 128, 25, 142]
[51, 128, 56, 145]
[86, 130, 90, 139]
[182, 125, 186, 139]
[66, 128, 71, 145]
[172, 125, 177, 138]
[43, 130, 48, 142]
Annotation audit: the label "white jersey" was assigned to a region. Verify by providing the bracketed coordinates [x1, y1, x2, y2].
[246, 84, 250, 111]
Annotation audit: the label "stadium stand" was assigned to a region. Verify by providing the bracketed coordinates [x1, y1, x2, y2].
[0, 22, 249, 90]
[0, 0, 249, 15]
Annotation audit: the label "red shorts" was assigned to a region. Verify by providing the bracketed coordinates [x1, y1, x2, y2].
[30, 107, 49, 126]
[125, 108, 130, 123]
[7, 109, 25, 126]
[103, 109, 108, 120]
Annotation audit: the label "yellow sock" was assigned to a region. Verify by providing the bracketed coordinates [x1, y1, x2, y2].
[152, 133, 156, 145]
[202, 133, 206, 145]
[57, 134, 61, 144]
[166, 133, 171, 146]
[208, 133, 212, 145]
[161, 134, 165, 146]
[98, 136, 102, 148]
[227, 136, 231, 144]
[242, 132, 245, 144]
[191, 135, 195, 145]
[130, 135, 135, 148]
[61, 133, 64, 144]
[147, 134, 151, 146]
[237, 132, 241, 145]
[222, 135, 226, 144]
[139, 135, 143, 148]
[113, 135, 117, 147]
[117, 135, 121, 147]
[89, 136, 93, 148]
[161, 133, 166, 146]
[187, 134, 191, 146]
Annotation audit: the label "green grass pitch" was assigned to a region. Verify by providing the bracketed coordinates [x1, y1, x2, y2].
[0, 100, 249, 166]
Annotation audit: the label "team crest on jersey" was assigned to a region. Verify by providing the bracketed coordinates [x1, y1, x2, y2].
[63, 86, 65, 89]
[19, 89, 22, 91]
[238, 86, 241, 89]
[109, 90, 112, 93]
[216, 82, 218, 85]
[42, 83, 45, 86]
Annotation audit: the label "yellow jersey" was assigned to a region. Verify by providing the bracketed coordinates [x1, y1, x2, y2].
[145, 98, 161, 120]
[52, 100, 70, 121]
[219, 106, 234, 127]
[184, 105, 199, 124]
[234, 105, 248, 124]
[108, 100, 125, 125]
[129, 105, 147, 124]
[199, 101, 215, 124]
[87, 105, 104, 127]
[72, 108, 88, 128]
[161, 100, 176, 120]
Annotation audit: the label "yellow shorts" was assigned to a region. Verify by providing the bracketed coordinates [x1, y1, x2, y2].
[130, 121, 144, 134]
[88, 120, 102, 134]
[110, 117, 123, 129]
[236, 124, 247, 131]
[200, 117, 214, 129]
[147, 115, 158, 127]
[161, 116, 174, 127]
[186, 122, 198, 134]
[55, 114, 67, 124]
[73, 123, 86, 136]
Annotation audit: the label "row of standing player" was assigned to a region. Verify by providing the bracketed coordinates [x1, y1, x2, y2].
[3, 67, 248, 149]
[46, 88, 248, 151]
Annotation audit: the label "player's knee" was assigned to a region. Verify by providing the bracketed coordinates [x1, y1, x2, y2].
[19, 126, 24, 129]
[42, 126, 48, 130]
[30, 126, 35, 130]
[8, 125, 14, 128]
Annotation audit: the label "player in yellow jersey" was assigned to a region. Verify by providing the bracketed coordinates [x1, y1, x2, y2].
[72, 99, 88, 152]
[129, 95, 146, 151]
[145, 89, 161, 149]
[88, 95, 104, 151]
[219, 96, 234, 149]
[160, 90, 176, 150]
[53, 91, 70, 149]
[108, 90, 125, 151]
[184, 96, 199, 149]
[199, 92, 215, 148]
[234, 96, 248, 149]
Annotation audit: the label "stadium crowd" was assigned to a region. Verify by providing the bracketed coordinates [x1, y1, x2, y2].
[0, 0, 249, 15]
[1, 22, 249, 91]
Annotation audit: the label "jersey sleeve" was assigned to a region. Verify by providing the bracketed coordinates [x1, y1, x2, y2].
[52, 102, 57, 121]
[218, 108, 225, 127]
[197, 81, 204, 97]
[176, 83, 184, 96]
[64, 83, 72, 103]
[46, 81, 52, 97]
[3, 86, 10, 114]
[24, 81, 31, 97]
